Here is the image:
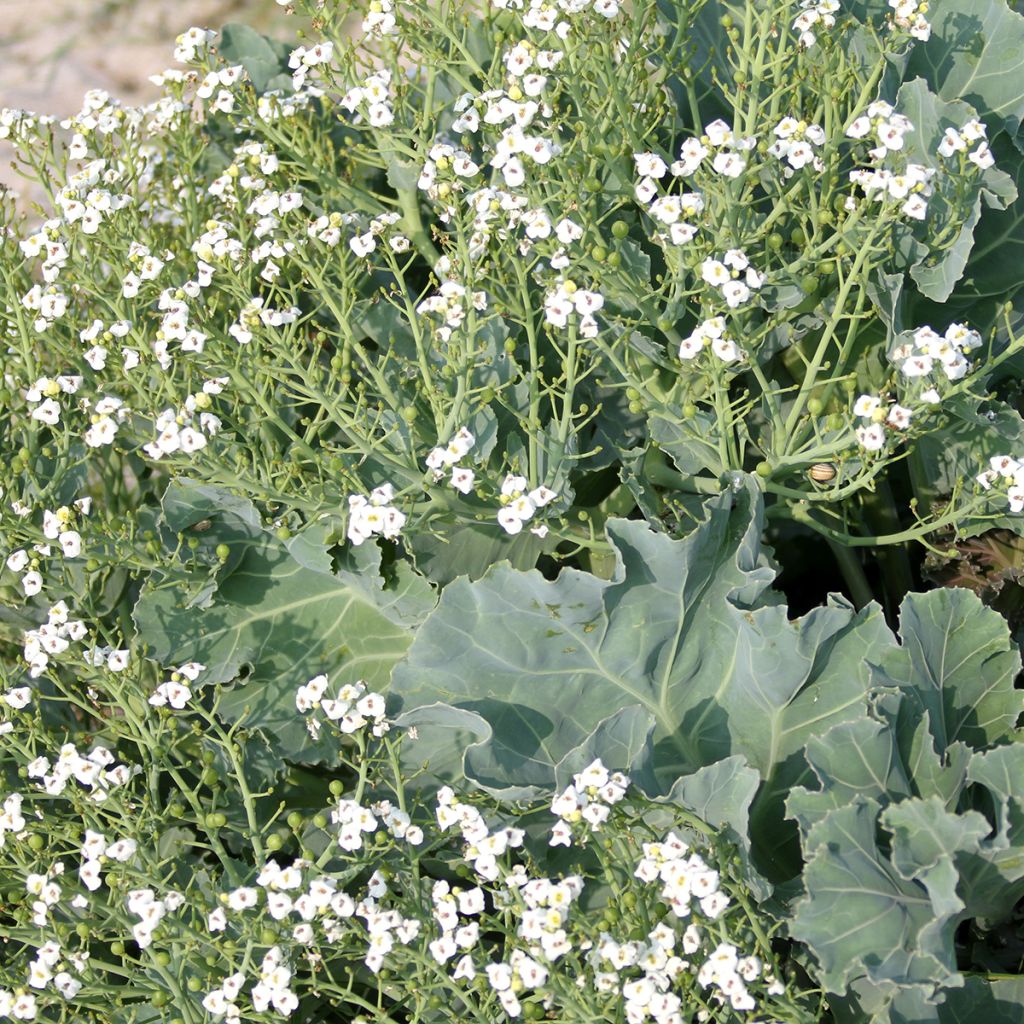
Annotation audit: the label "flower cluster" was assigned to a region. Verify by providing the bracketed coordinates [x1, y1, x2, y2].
[20, 602, 89, 679]
[346, 484, 407, 546]
[550, 758, 631, 846]
[700, 251, 765, 309]
[415, 282, 489, 340]
[496, 474, 557, 536]
[294, 676, 388, 739]
[148, 661, 206, 710]
[852, 393, 913, 451]
[888, 0, 931, 41]
[976, 455, 1024, 512]
[288, 41, 334, 91]
[937, 119, 994, 170]
[340, 69, 395, 129]
[793, 0, 840, 48]
[26, 742, 134, 801]
[678, 316, 741, 364]
[141, 381, 224, 460]
[696, 119, 755, 180]
[768, 117, 826, 174]
[24, 374, 78, 425]
[892, 322, 982, 389]
[633, 152, 704, 246]
[426, 426, 476, 494]
[543, 280, 604, 337]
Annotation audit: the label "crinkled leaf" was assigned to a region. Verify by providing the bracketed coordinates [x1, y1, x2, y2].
[391, 477, 894, 880]
[867, 588, 1023, 751]
[789, 797, 962, 1001]
[134, 481, 414, 766]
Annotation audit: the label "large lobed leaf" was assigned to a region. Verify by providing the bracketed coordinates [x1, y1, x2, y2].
[134, 480, 426, 766]
[390, 476, 895, 878]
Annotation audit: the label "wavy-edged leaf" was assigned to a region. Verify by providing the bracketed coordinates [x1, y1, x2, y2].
[134, 481, 415, 765]
[391, 477, 895, 880]
[789, 797, 962, 1002]
[867, 588, 1023, 751]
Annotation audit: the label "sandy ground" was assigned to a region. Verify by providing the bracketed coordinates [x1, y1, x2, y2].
[0, 0, 287, 203]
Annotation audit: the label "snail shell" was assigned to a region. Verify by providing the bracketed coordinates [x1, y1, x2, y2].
[808, 463, 837, 483]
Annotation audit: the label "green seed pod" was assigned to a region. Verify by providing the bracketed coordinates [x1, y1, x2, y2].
[606, 251, 621, 268]
[807, 397, 824, 416]
[611, 220, 630, 239]
[755, 461, 772, 478]
[287, 811, 304, 831]
[215, 543, 230, 561]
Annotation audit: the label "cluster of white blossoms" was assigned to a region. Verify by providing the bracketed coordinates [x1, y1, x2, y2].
[362, 0, 397, 37]
[696, 119, 756, 180]
[346, 484, 407, 545]
[428, 878, 486, 971]
[435, 785, 527, 882]
[25, 864, 65, 929]
[550, 758, 630, 846]
[20, 939, 87, 1010]
[148, 660, 206, 710]
[0, 794, 26, 849]
[632, 151, 705, 247]
[20, 286, 68, 334]
[227, 296, 301, 345]
[697, 942, 781, 1015]
[124, 887, 186, 950]
[792, 0, 840, 47]
[893, 322, 982, 389]
[496, 473, 557, 536]
[544, 279, 604, 337]
[80, 318, 135, 374]
[426, 425, 477, 495]
[6, 500, 88, 602]
[26, 741, 134, 802]
[340, 69, 395, 129]
[976, 456, 1024, 513]
[635, 832, 729, 921]
[937, 118, 995, 170]
[848, 162, 935, 220]
[204, 945, 301, 1018]
[23, 374, 79, 426]
[846, 101, 913, 158]
[768, 117, 826, 174]
[590, 921, 700, 1024]
[888, 0, 931, 41]
[196, 64, 246, 115]
[53, 158, 132, 236]
[700, 250, 765, 310]
[19, 219, 69, 283]
[141, 380, 224, 460]
[173, 26, 215, 64]
[333, 796, 424, 852]
[20, 602, 89, 680]
[415, 281, 489, 341]
[346, 210, 410, 258]
[852, 393, 913, 451]
[78, 829, 137, 893]
[678, 316, 742, 364]
[288, 40, 334, 91]
[294, 676, 389, 740]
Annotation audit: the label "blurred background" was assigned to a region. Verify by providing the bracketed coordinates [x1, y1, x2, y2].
[0, 0, 288, 202]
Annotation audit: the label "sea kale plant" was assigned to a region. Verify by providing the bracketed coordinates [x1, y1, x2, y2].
[2, 0, 1024, 1021]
